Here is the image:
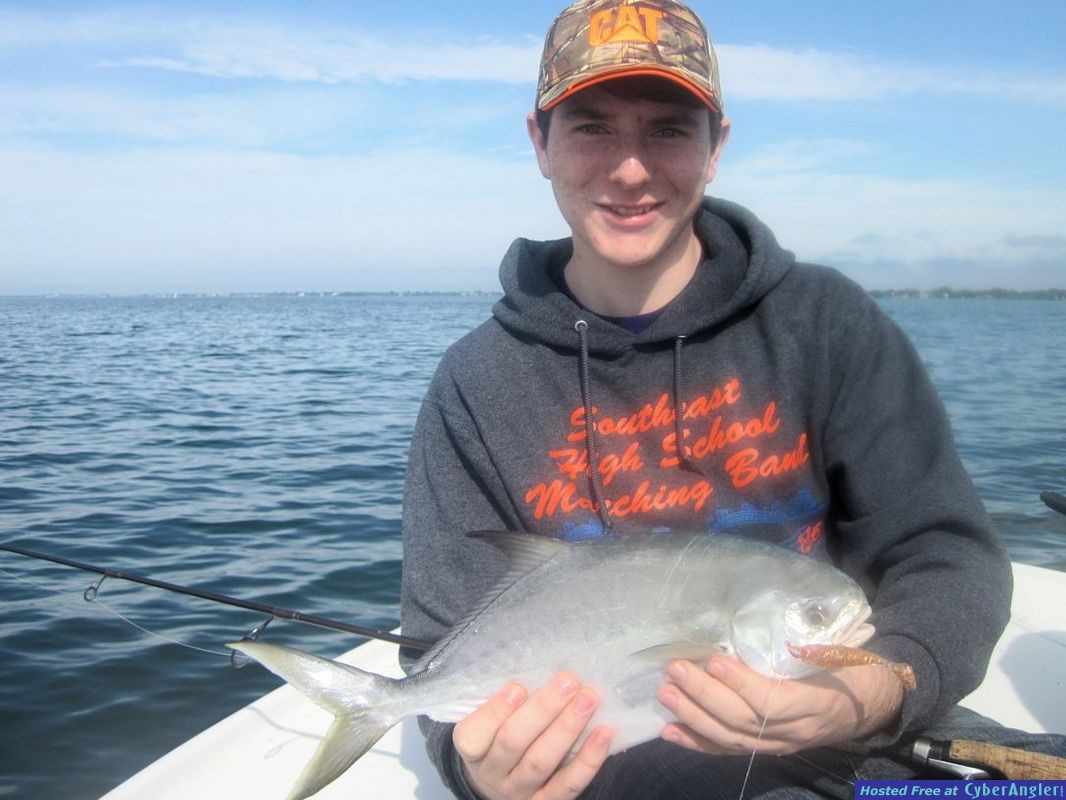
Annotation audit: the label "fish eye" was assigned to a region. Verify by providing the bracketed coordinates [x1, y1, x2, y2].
[801, 602, 828, 628]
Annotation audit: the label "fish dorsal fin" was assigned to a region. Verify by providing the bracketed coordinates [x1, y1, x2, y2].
[468, 530, 567, 571]
[413, 531, 566, 672]
[629, 642, 732, 662]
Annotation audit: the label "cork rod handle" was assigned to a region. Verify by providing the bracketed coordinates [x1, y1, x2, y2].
[948, 740, 1066, 780]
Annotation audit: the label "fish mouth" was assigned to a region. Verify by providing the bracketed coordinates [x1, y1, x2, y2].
[837, 605, 875, 648]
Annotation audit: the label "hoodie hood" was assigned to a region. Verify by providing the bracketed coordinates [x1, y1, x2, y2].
[492, 197, 795, 354]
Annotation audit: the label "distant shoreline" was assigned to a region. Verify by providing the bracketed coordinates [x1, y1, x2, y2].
[3, 288, 1065, 300]
[0, 290, 505, 299]
[869, 288, 1066, 300]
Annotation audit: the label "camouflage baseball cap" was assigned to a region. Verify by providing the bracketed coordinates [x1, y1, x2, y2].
[536, 0, 722, 112]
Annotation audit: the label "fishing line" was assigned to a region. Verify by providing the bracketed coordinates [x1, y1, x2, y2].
[737, 677, 780, 800]
[735, 680, 860, 796]
[0, 564, 230, 658]
[88, 595, 231, 657]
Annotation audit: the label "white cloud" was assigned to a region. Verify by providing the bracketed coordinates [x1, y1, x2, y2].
[0, 9, 161, 49]
[0, 144, 564, 294]
[8, 7, 1061, 103]
[717, 43, 1066, 104]
[90, 17, 540, 86]
[1, 8, 541, 85]
[98, 25, 1066, 103]
[723, 138, 882, 174]
[115, 30, 1066, 104]
[0, 84, 374, 146]
[119, 27, 541, 85]
[715, 139, 1066, 288]
[3, 135, 1062, 294]
[2, 8, 1062, 293]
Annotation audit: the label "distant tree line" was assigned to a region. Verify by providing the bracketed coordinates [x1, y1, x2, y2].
[870, 287, 1066, 300]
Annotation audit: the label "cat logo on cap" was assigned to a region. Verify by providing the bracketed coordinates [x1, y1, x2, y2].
[589, 5, 665, 45]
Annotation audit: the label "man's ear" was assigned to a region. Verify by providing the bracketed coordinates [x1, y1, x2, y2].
[527, 112, 552, 179]
[705, 116, 731, 185]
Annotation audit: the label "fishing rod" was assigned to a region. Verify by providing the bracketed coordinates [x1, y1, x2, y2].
[840, 735, 1066, 781]
[0, 542, 432, 652]
[899, 736, 1066, 780]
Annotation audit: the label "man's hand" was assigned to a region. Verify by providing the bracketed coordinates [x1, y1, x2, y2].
[656, 656, 904, 756]
[453, 672, 614, 800]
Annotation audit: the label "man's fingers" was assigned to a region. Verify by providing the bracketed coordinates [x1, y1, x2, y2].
[454, 674, 613, 799]
[661, 718, 794, 757]
[453, 682, 528, 763]
[701, 658, 786, 719]
[658, 658, 860, 756]
[658, 659, 811, 755]
[658, 680, 756, 752]
[660, 660, 765, 734]
[661, 721, 729, 755]
[493, 672, 579, 753]
[457, 672, 585, 787]
[544, 725, 614, 799]
[509, 687, 599, 789]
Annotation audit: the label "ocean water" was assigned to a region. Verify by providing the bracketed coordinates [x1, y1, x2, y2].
[1, 294, 1064, 799]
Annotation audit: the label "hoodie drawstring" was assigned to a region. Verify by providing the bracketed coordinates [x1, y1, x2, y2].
[573, 323, 706, 531]
[673, 336, 707, 476]
[575, 320, 613, 531]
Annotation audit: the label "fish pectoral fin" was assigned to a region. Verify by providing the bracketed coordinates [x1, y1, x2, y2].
[612, 642, 730, 707]
[628, 642, 732, 663]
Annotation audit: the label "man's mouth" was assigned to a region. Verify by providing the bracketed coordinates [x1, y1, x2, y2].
[600, 202, 660, 218]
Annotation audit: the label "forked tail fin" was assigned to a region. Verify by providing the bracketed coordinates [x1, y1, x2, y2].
[228, 641, 402, 800]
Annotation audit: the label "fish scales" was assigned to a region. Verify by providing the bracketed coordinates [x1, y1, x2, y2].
[420, 536, 753, 686]
[231, 532, 874, 800]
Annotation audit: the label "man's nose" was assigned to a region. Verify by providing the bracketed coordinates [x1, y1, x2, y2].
[608, 142, 652, 188]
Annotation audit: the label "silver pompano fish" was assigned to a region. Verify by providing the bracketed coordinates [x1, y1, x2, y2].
[231, 532, 874, 800]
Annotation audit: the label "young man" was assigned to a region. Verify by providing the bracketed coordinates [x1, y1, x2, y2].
[401, 1, 1062, 797]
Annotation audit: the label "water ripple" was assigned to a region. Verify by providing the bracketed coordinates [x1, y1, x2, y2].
[1, 294, 1064, 799]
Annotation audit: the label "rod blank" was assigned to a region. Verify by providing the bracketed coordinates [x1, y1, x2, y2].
[0, 543, 431, 652]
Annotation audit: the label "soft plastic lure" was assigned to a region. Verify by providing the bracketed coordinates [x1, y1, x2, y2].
[786, 641, 918, 691]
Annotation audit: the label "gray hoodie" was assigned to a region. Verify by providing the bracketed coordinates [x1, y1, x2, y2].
[400, 196, 1010, 796]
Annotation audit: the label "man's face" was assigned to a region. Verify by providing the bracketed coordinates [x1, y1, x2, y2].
[528, 82, 728, 275]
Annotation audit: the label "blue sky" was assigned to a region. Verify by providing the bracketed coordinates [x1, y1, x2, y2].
[2, 1, 1065, 294]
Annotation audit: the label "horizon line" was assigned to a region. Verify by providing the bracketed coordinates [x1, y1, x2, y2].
[3, 287, 1066, 300]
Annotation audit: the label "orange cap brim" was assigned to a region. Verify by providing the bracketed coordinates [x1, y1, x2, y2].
[540, 66, 720, 113]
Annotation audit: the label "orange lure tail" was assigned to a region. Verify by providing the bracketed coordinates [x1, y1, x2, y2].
[786, 642, 918, 691]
